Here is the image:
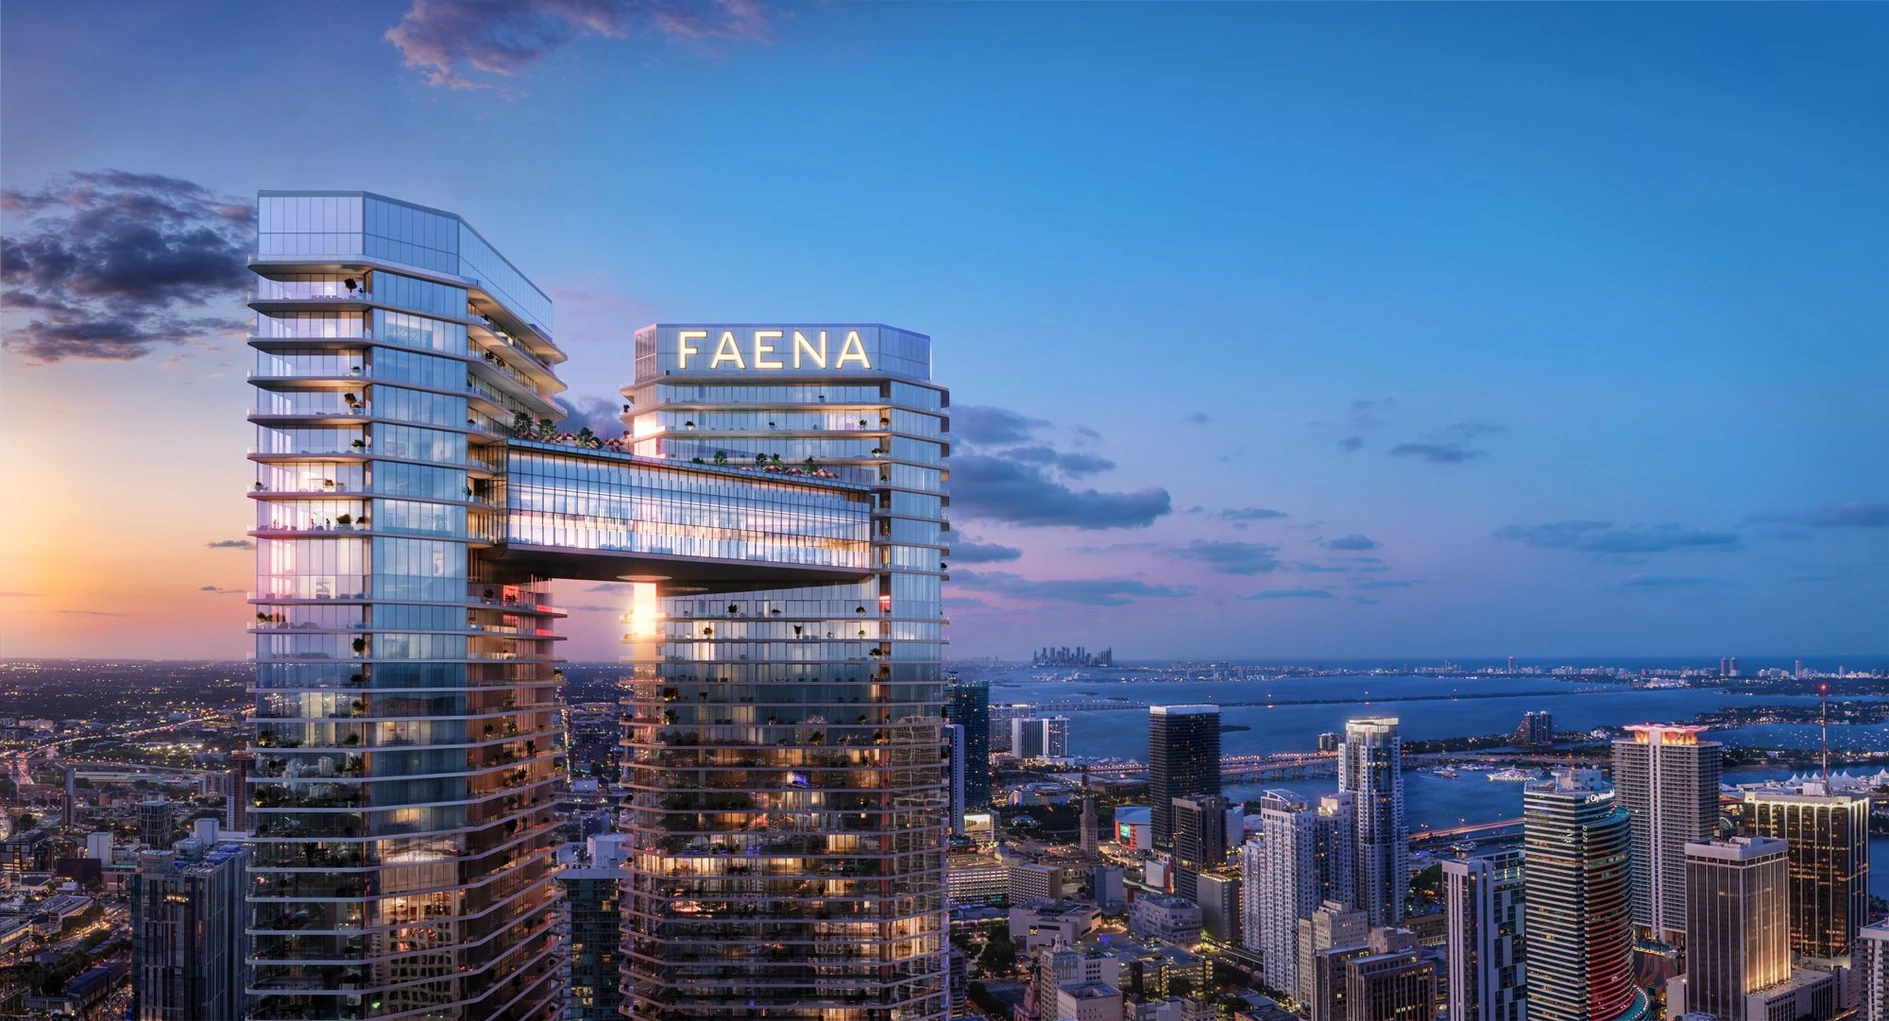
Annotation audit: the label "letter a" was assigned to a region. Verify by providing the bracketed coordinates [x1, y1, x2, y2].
[836, 330, 871, 369]
[710, 330, 746, 369]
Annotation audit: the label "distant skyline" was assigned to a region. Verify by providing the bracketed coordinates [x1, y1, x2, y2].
[3, 1, 1886, 659]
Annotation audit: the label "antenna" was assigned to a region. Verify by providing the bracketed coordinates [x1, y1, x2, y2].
[1820, 683, 1830, 789]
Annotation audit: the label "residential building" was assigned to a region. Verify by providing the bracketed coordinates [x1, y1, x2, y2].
[557, 835, 627, 1021]
[247, 194, 950, 1019]
[1612, 723, 1722, 938]
[137, 799, 175, 850]
[1442, 849, 1526, 1021]
[948, 678, 992, 809]
[1011, 716, 1072, 760]
[1743, 783, 1872, 959]
[947, 722, 968, 834]
[1011, 861, 1066, 904]
[1523, 769, 1639, 1021]
[1859, 920, 1889, 1021]
[1339, 718, 1408, 926]
[1513, 711, 1554, 748]
[1029, 943, 1123, 1021]
[1343, 929, 1436, 1021]
[1150, 706, 1222, 850]
[131, 842, 249, 1021]
[1253, 791, 1318, 996]
[1314, 792, 1358, 908]
[1308, 943, 1369, 1021]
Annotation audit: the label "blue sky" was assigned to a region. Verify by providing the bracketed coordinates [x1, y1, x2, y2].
[2, 1, 1885, 659]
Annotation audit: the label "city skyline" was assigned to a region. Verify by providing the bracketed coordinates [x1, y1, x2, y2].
[4, 2, 1888, 661]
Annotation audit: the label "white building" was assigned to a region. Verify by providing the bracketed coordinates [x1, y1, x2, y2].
[1254, 790, 1318, 996]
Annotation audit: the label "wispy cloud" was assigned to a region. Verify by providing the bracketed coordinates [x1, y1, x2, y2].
[950, 541, 1024, 564]
[1745, 503, 1889, 530]
[1183, 411, 1212, 425]
[1238, 588, 1334, 601]
[206, 539, 255, 550]
[57, 609, 129, 617]
[1222, 507, 1287, 521]
[954, 570, 1195, 607]
[385, 0, 775, 91]
[1165, 540, 1284, 576]
[1611, 574, 1722, 591]
[198, 585, 244, 595]
[1389, 421, 1506, 464]
[1494, 521, 1741, 555]
[1322, 534, 1381, 551]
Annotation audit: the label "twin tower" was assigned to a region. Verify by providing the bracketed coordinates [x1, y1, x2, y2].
[246, 191, 951, 1020]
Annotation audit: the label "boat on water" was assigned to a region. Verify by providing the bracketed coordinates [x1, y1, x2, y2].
[1488, 767, 1543, 782]
[1433, 767, 1460, 778]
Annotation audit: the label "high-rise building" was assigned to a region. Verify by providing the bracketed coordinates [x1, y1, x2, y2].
[1675, 837, 1790, 1021]
[1253, 791, 1318, 996]
[1743, 784, 1871, 960]
[1860, 921, 1889, 1021]
[1443, 849, 1526, 1021]
[224, 751, 252, 833]
[62, 766, 76, 828]
[1314, 792, 1358, 908]
[1339, 717, 1408, 926]
[131, 841, 249, 1021]
[1523, 769, 1640, 1021]
[1298, 901, 1368, 1005]
[1196, 870, 1242, 946]
[619, 323, 950, 1019]
[947, 679, 992, 809]
[1512, 711, 1554, 747]
[1080, 797, 1099, 858]
[246, 193, 948, 1019]
[1343, 933, 1436, 1021]
[1011, 716, 1071, 759]
[137, 799, 175, 850]
[1150, 706, 1221, 850]
[1316, 732, 1343, 754]
[558, 836, 627, 1021]
[1172, 794, 1230, 869]
[947, 723, 969, 835]
[1612, 723, 1722, 938]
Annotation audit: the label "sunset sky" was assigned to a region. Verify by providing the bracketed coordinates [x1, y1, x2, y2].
[2, 1, 1885, 660]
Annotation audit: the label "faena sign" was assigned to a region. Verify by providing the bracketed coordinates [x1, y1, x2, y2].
[676, 329, 871, 371]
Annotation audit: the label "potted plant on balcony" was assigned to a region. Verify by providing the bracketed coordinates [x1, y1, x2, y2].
[351, 637, 367, 655]
[713, 450, 728, 466]
[335, 513, 353, 529]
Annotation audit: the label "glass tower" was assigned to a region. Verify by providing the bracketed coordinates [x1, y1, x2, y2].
[248, 193, 568, 1021]
[1680, 837, 1790, 1021]
[1339, 717, 1409, 927]
[1149, 705, 1221, 850]
[1742, 785, 1871, 960]
[1442, 849, 1526, 1021]
[946, 679, 992, 811]
[1522, 769, 1640, 1021]
[618, 325, 951, 1020]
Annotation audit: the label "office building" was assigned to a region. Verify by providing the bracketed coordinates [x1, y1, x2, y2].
[1442, 849, 1526, 1021]
[1298, 901, 1368, 1005]
[1860, 921, 1889, 1021]
[1672, 838, 1789, 1021]
[137, 799, 175, 850]
[1523, 769, 1639, 1021]
[1012, 862, 1066, 904]
[225, 751, 253, 832]
[1081, 797, 1100, 858]
[247, 193, 948, 1018]
[86, 831, 113, 862]
[1195, 871, 1242, 946]
[1612, 723, 1722, 938]
[1150, 706, 1221, 850]
[1344, 930, 1436, 1021]
[1172, 793, 1230, 868]
[1309, 942, 1369, 1021]
[131, 842, 249, 1021]
[947, 678, 992, 809]
[1011, 900, 1102, 950]
[1029, 943, 1123, 1021]
[1091, 865, 1126, 912]
[62, 766, 76, 828]
[1253, 791, 1318, 996]
[1743, 784, 1871, 960]
[1339, 718, 1408, 926]
[557, 836, 627, 1021]
[947, 723, 968, 835]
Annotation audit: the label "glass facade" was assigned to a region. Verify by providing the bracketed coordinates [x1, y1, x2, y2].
[619, 325, 951, 1021]
[248, 193, 568, 1021]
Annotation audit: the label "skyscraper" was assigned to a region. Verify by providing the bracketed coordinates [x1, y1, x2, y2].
[947, 723, 968, 835]
[1297, 901, 1367, 1005]
[557, 835, 627, 1021]
[246, 192, 947, 1019]
[1313, 792, 1358, 908]
[1011, 716, 1071, 759]
[1253, 791, 1318, 997]
[1859, 921, 1889, 1021]
[131, 841, 249, 1021]
[619, 323, 950, 1019]
[1443, 849, 1526, 1021]
[1743, 784, 1871, 960]
[1523, 769, 1640, 1021]
[137, 799, 175, 850]
[947, 678, 992, 809]
[1080, 797, 1099, 859]
[1677, 837, 1790, 1021]
[1150, 705, 1221, 850]
[1612, 723, 1722, 939]
[62, 766, 76, 828]
[1339, 717, 1408, 926]
[1172, 793, 1231, 869]
[1344, 934, 1437, 1021]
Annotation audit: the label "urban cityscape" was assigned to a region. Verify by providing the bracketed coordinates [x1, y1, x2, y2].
[2, 3, 1886, 1021]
